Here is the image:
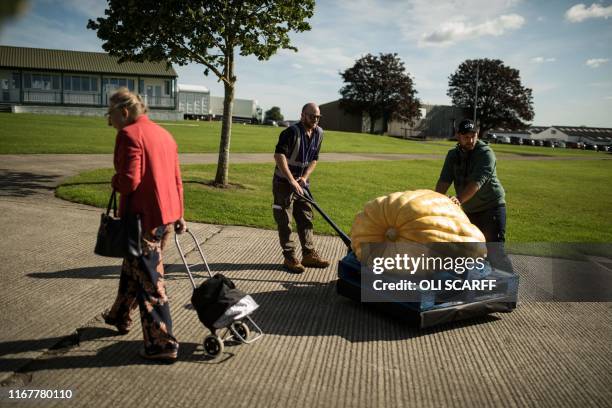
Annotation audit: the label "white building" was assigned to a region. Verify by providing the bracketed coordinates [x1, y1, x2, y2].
[530, 126, 612, 145]
[0, 45, 181, 120]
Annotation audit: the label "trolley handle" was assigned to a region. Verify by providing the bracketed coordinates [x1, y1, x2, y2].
[174, 229, 214, 290]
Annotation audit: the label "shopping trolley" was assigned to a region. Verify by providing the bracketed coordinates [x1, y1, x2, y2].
[175, 229, 263, 358]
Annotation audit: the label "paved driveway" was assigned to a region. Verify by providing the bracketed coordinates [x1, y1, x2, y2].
[0, 154, 610, 408]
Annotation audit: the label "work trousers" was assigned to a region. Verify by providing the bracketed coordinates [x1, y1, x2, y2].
[106, 223, 179, 355]
[467, 205, 512, 272]
[272, 180, 315, 259]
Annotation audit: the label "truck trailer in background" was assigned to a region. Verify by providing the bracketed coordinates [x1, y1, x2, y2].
[177, 83, 262, 123]
[209, 95, 262, 124]
[177, 84, 210, 120]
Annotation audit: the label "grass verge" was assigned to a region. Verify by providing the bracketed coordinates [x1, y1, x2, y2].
[56, 159, 612, 243]
[1, 113, 608, 158]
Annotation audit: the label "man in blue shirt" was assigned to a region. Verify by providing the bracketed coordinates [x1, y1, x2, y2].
[273, 103, 330, 274]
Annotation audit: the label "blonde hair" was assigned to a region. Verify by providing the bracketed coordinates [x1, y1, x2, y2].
[109, 87, 148, 119]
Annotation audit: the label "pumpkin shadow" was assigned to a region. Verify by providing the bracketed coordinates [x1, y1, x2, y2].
[249, 281, 501, 343]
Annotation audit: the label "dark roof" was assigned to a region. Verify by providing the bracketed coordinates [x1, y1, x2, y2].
[0, 45, 177, 77]
[490, 128, 531, 135]
[552, 125, 612, 139]
[529, 126, 549, 134]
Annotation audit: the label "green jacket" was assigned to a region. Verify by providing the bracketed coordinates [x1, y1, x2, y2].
[438, 140, 505, 213]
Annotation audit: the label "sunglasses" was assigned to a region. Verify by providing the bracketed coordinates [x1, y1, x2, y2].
[308, 114, 322, 120]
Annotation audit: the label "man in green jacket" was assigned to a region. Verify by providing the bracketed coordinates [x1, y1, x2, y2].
[435, 119, 506, 242]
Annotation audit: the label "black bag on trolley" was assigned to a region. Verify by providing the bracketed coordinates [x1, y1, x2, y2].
[191, 274, 247, 331]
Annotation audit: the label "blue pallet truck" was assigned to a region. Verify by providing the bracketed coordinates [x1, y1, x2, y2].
[300, 188, 518, 328]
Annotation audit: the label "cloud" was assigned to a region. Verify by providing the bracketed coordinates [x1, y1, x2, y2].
[420, 14, 525, 46]
[565, 3, 612, 22]
[589, 81, 612, 87]
[605, 96, 612, 100]
[531, 57, 556, 63]
[39, 0, 106, 20]
[280, 45, 356, 76]
[1, 12, 101, 51]
[586, 58, 610, 68]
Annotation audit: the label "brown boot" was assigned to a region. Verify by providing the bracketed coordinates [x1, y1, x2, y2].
[302, 251, 330, 268]
[284, 257, 306, 274]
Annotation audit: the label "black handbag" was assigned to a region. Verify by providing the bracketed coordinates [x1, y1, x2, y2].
[94, 190, 142, 258]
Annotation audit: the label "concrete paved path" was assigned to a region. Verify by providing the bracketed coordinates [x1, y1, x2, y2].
[0, 154, 610, 408]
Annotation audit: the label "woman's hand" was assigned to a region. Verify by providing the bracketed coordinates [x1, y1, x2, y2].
[174, 217, 187, 234]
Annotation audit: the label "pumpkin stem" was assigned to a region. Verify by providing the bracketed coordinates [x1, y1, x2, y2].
[385, 227, 398, 241]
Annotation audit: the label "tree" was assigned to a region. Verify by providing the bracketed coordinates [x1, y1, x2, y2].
[88, 0, 314, 186]
[447, 58, 534, 137]
[264, 106, 284, 122]
[339, 53, 421, 134]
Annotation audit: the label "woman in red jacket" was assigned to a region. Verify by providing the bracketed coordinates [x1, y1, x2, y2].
[101, 87, 186, 362]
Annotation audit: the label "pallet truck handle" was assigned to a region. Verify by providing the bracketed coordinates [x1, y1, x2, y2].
[296, 186, 352, 249]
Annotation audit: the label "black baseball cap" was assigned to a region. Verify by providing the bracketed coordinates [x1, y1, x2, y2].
[457, 119, 478, 134]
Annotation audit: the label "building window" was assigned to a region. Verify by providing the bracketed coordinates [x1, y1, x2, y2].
[72, 76, 81, 91]
[102, 77, 134, 91]
[551, 130, 556, 135]
[11, 73, 20, 88]
[139, 80, 144, 93]
[164, 80, 171, 95]
[64, 76, 100, 92]
[23, 73, 61, 90]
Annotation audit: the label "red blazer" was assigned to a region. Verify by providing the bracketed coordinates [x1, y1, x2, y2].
[112, 115, 184, 232]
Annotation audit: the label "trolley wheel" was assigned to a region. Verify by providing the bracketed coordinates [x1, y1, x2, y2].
[232, 321, 250, 342]
[203, 335, 224, 357]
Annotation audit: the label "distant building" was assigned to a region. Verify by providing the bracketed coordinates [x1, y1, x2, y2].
[319, 100, 364, 133]
[0, 45, 181, 120]
[530, 125, 612, 145]
[177, 84, 210, 119]
[387, 104, 468, 139]
[208, 95, 262, 124]
[488, 129, 531, 139]
[318, 99, 468, 138]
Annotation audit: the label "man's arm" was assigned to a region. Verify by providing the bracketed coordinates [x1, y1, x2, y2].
[274, 153, 303, 195]
[459, 148, 495, 205]
[456, 181, 480, 204]
[435, 180, 451, 195]
[298, 160, 317, 184]
[435, 152, 459, 204]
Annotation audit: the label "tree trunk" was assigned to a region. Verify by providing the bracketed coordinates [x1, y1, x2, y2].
[214, 81, 234, 186]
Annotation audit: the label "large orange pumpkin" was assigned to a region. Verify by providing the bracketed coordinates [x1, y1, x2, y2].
[350, 190, 486, 261]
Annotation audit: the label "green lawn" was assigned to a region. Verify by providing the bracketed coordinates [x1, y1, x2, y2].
[56, 159, 612, 243]
[1, 113, 448, 154]
[1, 113, 606, 158]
